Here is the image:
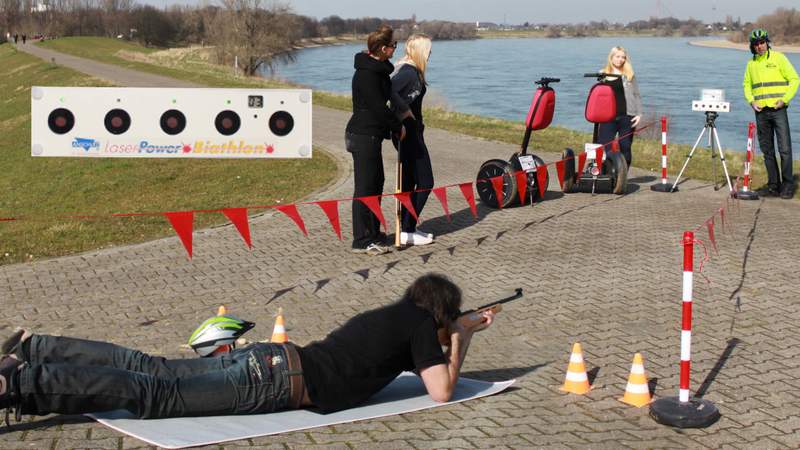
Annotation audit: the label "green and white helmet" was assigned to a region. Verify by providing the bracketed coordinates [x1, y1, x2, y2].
[188, 315, 255, 357]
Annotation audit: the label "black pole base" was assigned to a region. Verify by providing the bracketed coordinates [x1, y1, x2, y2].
[733, 190, 760, 200]
[649, 396, 720, 428]
[651, 183, 677, 193]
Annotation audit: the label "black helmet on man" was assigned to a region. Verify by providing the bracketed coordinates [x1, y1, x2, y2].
[749, 28, 771, 56]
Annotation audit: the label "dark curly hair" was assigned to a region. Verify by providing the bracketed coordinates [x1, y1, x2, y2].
[403, 273, 462, 327]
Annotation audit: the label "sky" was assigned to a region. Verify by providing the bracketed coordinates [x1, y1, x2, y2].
[262, 0, 793, 24]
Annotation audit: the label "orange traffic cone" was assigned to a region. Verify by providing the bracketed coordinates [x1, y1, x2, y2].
[561, 342, 592, 394]
[270, 307, 288, 343]
[620, 353, 652, 407]
[217, 305, 227, 316]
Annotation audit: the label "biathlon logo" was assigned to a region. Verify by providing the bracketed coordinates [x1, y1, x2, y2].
[192, 140, 275, 155]
[72, 137, 100, 152]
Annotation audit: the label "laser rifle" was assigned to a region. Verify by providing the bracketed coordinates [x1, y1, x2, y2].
[438, 288, 524, 345]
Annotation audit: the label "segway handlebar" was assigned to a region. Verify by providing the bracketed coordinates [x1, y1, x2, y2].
[584, 72, 622, 81]
[437, 288, 524, 345]
[535, 77, 560, 87]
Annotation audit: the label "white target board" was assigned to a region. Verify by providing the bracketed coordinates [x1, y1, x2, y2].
[31, 87, 312, 158]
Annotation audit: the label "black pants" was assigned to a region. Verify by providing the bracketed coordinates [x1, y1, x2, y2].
[346, 132, 385, 249]
[756, 107, 794, 190]
[16, 335, 291, 418]
[598, 115, 635, 168]
[395, 120, 434, 233]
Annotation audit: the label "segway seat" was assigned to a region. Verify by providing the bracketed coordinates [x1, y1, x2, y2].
[525, 87, 555, 131]
[585, 83, 616, 124]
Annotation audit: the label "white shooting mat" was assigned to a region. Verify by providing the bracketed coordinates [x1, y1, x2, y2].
[90, 372, 514, 449]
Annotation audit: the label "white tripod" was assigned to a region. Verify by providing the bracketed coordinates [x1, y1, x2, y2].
[671, 111, 733, 193]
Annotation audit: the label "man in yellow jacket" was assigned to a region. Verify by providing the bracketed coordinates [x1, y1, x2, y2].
[743, 28, 799, 199]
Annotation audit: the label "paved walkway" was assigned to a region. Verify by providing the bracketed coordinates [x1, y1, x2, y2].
[2, 42, 800, 449]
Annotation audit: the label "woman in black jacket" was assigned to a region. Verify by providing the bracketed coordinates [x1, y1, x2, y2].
[391, 34, 434, 246]
[345, 25, 405, 255]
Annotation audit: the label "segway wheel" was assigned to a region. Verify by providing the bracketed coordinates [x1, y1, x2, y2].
[561, 148, 576, 193]
[509, 152, 549, 205]
[607, 150, 628, 195]
[476, 159, 517, 209]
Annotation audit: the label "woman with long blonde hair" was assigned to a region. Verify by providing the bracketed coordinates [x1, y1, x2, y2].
[598, 46, 643, 169]
[391, 34, 435, 246]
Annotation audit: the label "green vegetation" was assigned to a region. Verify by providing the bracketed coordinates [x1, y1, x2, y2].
[33, 37, 800, 200]
[0, 43, 336, 265]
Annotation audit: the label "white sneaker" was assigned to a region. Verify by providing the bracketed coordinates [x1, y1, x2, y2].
[400, 231, 433, 246]
[414, 230, 434, 240]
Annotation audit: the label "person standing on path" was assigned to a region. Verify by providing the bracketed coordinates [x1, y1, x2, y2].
[743, 28, 799, 199]
[597, 46, 643, 169]
[391, 34, 435, 247]
[345, 25, 405, 255]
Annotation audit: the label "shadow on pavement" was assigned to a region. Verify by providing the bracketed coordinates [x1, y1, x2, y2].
[1, 414, 91, 433]
[695, 338, 741, 399]
[461, 362, 550, 382]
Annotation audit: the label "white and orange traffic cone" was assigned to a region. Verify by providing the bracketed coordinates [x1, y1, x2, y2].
[270, 307, 288, 343]
[620, 352, 652, 407]
[561, 342, 592, 394]
[217, 305, 227, 316]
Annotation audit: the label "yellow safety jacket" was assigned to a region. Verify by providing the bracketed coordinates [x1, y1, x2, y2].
[743, 50, 800, 108]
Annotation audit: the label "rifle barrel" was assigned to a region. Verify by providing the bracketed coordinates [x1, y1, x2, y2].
[462, 288, 523, 315]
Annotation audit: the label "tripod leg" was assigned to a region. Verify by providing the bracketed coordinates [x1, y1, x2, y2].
[712, 126, 734, 193]
[671, 126, 707, 192]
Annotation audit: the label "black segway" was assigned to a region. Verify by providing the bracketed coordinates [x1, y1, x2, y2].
[476, 77, 558, 208]
[561, 73, 627, 195]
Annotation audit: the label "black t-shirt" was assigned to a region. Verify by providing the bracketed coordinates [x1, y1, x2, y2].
[607, 77, 627, 117]
[297, 299, 446, 413]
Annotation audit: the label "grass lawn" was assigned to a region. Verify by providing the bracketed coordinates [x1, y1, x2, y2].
[33, 37, 800, 198]
[0, 43, 337, 265]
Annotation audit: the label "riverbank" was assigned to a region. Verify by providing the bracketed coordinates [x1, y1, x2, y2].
[689, 39, 800, 53]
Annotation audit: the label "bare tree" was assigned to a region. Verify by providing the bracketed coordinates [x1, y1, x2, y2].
[207, 0, 297, 76]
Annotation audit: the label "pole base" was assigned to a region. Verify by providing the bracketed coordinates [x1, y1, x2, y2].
[733, 190, 759, 200]
[651, 183, 677, 193]
[649, 396, 720, 428]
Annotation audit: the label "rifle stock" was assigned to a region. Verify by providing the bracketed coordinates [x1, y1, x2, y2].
[437, 288, 523, 345]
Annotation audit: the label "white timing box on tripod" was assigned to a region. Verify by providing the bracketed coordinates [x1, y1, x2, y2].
[692, 88, 731, 113]
[31, 87, 312, 158]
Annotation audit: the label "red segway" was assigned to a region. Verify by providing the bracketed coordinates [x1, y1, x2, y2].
[561, 73, 628, 195]
[476, 77, 558, 208]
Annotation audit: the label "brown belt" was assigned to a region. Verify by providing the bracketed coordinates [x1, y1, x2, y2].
[281, 343, 305, 409]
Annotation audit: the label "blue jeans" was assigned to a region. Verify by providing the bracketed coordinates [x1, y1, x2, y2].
[755, 107, 794, 190]
[395, 120, 434, 233]
[598, 115, 635, 168]
[17, 335, 291, 418]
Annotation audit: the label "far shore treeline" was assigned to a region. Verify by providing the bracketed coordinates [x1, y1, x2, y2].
[1, 1, 798, 76]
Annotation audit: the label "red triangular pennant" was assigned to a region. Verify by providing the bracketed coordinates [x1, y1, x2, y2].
[458, 182, 478, 218]
[576, 152, 588, 182]
[555, 159, 566, 190]
[431, 187, 451, 221]
[164, 211, 194, 259]
[706, 217, 718, 255]
[313, 200, 342, 240]
[514, 170, 528, 205]
[222, 208, 252, 249]
[595, 147, 604, 168]
[357, 195, 387, 232]
[490, 175, 505, 209]
[536, 165, 548, 198]
[393, 192, 419, 222]
[275, 204, 308, 236]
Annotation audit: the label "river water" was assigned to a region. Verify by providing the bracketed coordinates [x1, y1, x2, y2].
[267, 37, 800, 155]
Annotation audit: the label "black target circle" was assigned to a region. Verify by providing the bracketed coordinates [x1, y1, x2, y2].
[47, 108, 75, 134]
[269, 110, 294, 136]
[215, 110, 241, 136]
[160, 109, 187, 135]
[104, 109, 131, 135]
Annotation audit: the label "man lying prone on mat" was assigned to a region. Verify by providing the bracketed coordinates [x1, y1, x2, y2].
[0, 273, 494, 422]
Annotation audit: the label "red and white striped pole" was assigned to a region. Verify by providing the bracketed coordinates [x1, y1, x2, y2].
[735, 122, 759, 200]
[651, 116, 677, 192]
[650, 230, 719, 428]
[679, 231, 694, 403]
